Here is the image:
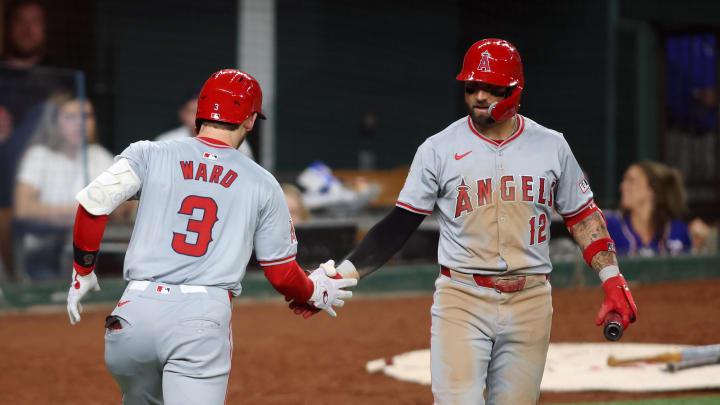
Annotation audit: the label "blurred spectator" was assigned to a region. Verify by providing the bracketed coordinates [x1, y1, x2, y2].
[688, 217, 718, 255]
[155, 87, 254, 160]
[13, 93, 114, 226]
[606, 161, 708, 256]
[11, 93, 134, 279]
[281, 183, 310, 225]
[0, 0, 47, 151]
[1, 0, 47, 68]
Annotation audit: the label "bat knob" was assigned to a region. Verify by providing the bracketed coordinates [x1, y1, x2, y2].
[603, 311, 623, 341]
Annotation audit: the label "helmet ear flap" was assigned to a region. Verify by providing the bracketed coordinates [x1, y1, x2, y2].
[488, 85, 522, 122]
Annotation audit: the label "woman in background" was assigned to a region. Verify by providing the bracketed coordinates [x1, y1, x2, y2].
[12, 92, 131, 279]
[13, 92, 115, 226]
[607, 160, 703, 256]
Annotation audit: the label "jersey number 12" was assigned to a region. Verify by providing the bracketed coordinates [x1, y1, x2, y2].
[528, 213, 548, 245]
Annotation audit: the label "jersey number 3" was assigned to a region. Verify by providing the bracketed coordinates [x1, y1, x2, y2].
[172, 196, 219, 257]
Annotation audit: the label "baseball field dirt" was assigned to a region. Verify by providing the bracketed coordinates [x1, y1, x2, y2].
[1, 278, 718, 404]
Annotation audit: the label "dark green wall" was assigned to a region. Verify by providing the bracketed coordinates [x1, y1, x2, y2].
[94, 0, 237, 152]
[621, 0, 720, 26]
[275, 0, 461, 171]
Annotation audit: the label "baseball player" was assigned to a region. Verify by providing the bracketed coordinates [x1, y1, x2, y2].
[289, 39, 638, 404]
[66, 69, 356, 405]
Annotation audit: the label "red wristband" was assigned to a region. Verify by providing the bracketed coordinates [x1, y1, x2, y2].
[583, 238, 616, 267]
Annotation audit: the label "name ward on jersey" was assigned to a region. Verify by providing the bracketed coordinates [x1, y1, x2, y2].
[179, 160, 238, 188]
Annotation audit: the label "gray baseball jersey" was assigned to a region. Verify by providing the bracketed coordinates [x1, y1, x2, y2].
[397, 114, 592, 275]
[119, 136, 297, 295]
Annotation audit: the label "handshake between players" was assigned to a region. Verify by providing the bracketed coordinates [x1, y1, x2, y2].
[302, 260, 357, 317]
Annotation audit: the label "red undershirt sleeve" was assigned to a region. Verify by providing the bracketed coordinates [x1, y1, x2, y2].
[72, 205, 109, 275]
[262, 260, 314, 303]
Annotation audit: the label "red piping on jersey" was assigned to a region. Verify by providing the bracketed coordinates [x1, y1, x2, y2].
[559, 196, 595, 218]
[563, 199, 602, 231]
[396, 201, 433, 215]
[224, 312, 233, 405]
[262, 259, 314, 303]
[73, 205, 109, 275]
[259, 254, 297, 266]
[467, 115, 525, 147]
[196, 136, 233, 149]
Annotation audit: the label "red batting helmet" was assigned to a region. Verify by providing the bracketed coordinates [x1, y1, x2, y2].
[195, 69, 266, 134]
[456, 38, 524, 122]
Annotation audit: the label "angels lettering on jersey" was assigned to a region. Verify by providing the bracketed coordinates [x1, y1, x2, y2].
[454, 175, 556, 218]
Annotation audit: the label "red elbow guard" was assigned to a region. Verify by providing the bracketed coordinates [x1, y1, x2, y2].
[583, 238, 616, 267]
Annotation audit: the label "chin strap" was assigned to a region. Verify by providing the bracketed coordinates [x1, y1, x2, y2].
[489, 85, 523, 122]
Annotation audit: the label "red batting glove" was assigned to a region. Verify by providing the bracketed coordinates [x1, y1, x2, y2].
[596, 274, 638, 330]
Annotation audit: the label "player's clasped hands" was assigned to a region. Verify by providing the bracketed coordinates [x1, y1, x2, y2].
[307, 260, 357, 317]
[292, 260, 357, 318]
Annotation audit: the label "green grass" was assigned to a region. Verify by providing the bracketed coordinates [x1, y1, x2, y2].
[548, 395, 720, 405]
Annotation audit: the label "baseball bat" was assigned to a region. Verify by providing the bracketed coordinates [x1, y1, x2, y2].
[607, 344, 720, 367]
[607, 351, 682, 367]
[603, 311, 623, 341]
[666, 355, 720, 372]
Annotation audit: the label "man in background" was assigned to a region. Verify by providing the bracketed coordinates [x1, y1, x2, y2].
[1, 0, 47, 68]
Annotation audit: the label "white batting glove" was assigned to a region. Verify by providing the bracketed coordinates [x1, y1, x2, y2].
[67, 269, 101, 325]
[308, 260, 357, 318]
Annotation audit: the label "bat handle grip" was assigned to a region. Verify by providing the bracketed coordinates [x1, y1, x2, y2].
[603, 311, 623, 341]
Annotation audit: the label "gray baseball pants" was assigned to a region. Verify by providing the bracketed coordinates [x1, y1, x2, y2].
[104, 280, 233, 405]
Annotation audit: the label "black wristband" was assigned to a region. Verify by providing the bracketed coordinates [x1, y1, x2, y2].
[73, 243, 99, 268]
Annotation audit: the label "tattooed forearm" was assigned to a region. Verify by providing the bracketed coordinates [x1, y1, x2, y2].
[571, 211, 618, 271]
[591, 251, 617, 270]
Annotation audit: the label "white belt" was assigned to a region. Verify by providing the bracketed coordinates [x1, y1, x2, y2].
[128, 280, 208, 293]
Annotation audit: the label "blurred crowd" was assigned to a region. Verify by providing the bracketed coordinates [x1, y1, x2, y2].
[0, 0, 717, 282]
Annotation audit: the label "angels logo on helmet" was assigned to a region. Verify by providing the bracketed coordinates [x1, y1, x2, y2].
[478, 50, 491, 72]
